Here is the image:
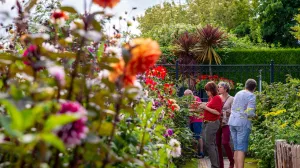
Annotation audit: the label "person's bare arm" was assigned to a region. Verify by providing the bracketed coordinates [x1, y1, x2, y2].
[199, 103, 220, 115]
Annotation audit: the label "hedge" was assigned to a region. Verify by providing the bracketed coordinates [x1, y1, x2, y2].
[218, 48, 300, 64]
[160, 47, 300, 64]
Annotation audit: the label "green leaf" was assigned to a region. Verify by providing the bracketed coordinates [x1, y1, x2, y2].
[0, 100, 23, 130]
[145, 101, 153, 118]
[9, 85, 24, 100]
[99, 122, 113, 136]
[47, 51, 76, 60]
[92, 19, 102, 32]
[44, 114, 79, 132]
[97, 43, 105, 59]
[135, 102, 144, 115]
[40, 133, 65, 152]
[60, 6, 78, 14]
[0, 115, 22, 137]
[21, 103, 46, 130]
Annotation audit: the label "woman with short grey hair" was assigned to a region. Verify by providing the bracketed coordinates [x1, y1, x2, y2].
[217, 81, 234, 168]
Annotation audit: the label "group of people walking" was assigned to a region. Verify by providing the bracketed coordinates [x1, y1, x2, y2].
[185, 79, 257, 168]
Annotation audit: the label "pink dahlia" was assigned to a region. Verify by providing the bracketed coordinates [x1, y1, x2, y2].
[56, 101, 88, 147]
[22, 45, 44, 70]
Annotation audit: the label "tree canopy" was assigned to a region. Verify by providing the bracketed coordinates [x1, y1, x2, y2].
[138, 0, 300, 47]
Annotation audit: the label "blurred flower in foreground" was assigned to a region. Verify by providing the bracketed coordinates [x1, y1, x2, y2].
[23, 45, 45, 70]
[108, 57, 125, 83]
[48, 66, 66, 86]
[125, 38, 161, 76]
[50, 10, 69, 26]
[107, 38, 161, 87]
[56, 101, 88, 147]
[93, 0, 120, 8]
[168, 138, 181, 158]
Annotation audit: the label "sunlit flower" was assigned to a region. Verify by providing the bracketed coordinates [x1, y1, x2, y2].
[168, 138, 181, 158]
[48, 66, 65, 86]
[125, 38, 161, 76]
[56, 101, 88, 147]
[50, 10, 69, 26]
[265, 109, 287, 117]
[93, 0, 120, 8]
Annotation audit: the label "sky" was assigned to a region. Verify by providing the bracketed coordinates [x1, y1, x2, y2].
[0, 0, 180, 37]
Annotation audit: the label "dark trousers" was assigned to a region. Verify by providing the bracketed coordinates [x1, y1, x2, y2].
[203, 120, 220, 168]
[216, 125, 234, 168]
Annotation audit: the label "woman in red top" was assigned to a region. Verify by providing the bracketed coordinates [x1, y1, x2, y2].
[198, 81, 222, 168]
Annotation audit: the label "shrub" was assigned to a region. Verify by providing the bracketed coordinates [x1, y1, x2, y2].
[250, 76, 300, 167]
[218, 48, 300, 64]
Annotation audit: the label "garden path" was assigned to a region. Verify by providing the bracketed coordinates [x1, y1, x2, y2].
[198, 158, 230, 168]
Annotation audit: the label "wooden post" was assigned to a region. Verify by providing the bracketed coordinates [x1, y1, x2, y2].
[296, 145, 300, 167]
[276, 140, 287, 168]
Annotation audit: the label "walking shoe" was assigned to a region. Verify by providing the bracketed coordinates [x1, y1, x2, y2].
[198, 152, 205, 159]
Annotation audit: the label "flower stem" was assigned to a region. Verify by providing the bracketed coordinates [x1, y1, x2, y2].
[101, 89, 123, 168]
[138, 122, 148, 155]
[67, 38, 85, 100]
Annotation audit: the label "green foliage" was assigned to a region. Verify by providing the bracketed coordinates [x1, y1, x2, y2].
[250, 76, 300, 167]
[138, 0, 300, 48]
[256, 0, 300, 47]
[291, 12, 300, 40]
[218, 48, 300, 64]
[158, 46, 177, 64]
[141, 23, 199, 47]
[138, 0, 252, 45]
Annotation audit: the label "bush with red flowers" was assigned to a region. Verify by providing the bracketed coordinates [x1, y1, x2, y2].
[196, 74, 235, 90]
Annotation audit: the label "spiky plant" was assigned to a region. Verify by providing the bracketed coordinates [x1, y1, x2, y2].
[173, 31, 201, 89]
[196, 25, 225, 65]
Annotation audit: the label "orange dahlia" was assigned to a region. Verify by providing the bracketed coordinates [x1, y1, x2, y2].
[123, 74, 136, 86]
[108, 58, 125, 83]
[93, 0, 120, 8]
[108, 58, 136, 87]
[126, 38, 161, 76]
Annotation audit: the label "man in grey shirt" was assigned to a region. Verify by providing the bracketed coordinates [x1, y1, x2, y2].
[228, 79, 257, 168]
